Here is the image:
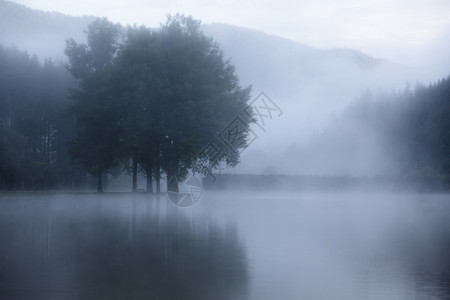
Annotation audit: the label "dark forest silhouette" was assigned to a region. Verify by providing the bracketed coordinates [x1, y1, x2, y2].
[0, 16, 253, 192]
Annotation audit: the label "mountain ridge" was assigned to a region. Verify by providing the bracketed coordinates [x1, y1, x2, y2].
[1, 0, 390, 69]
[0, 0, 95, 60]
[204, 22, 389, 66]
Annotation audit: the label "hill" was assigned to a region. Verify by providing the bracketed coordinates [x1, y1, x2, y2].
[0, 0, 94, 60]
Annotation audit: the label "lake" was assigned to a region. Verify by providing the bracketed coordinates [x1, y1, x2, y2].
[1, 192, 450, 299]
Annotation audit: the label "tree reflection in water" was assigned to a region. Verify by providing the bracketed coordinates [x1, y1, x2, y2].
[0, 196, 249, 300]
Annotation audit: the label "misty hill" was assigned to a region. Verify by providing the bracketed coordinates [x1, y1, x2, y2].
[0, 0, 94, 60]
[201, 23, 410, 148]
[0, 1, 406, 97]
[1, 1, 387, 70]
[243, 76, 450, 177]
[202, 23, 399, 96]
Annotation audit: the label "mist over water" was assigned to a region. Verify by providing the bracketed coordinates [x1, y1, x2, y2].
[1, 1, 450, 299]
[1, 193, 450, 300]
[205, 192, 450, 299]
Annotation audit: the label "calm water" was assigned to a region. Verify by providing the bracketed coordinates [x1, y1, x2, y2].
[1, 192, 450, 299]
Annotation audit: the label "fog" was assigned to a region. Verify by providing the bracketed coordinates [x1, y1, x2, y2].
[204, 24, 450, 175]
[1, 1, 450, 178]
[1, 0, 450, 299]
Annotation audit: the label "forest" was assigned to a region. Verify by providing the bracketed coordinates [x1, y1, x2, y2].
[305, 78, 450, 177]
[0, 15, 253, 192]
[0, 44, 76, 189]
[1, 15, 450, 192]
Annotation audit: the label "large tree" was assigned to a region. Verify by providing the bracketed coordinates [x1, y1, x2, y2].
[65, 15, 252, 193]
[116, 15, 253, 192]
[111, 26, 161, 192]
[65, 18, 123, 192]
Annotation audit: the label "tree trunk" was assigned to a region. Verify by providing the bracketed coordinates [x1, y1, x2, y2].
[146, 167, 153, 193]
[132, 150, 138, 193]
[166, 165, 179, 193]
[102, 170, 108, 190]
[156, 164, 161, 194]
[97, 168, 103, 193]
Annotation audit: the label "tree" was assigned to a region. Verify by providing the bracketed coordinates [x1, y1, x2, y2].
[0, 45, 76, 190]
[64, 15, 252, 193]
[116, 15, 253, 192]
[158, 15, 253, 191]
[65, 18, 123, 192]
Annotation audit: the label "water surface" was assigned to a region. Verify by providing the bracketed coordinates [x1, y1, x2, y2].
[1, 192, 450, 299]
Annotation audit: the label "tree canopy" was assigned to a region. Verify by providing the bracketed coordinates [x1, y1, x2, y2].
[0, 45, 77, 190]
[65, 15, 252, 192]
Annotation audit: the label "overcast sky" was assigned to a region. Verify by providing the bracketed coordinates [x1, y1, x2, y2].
[12, 0, 450, 63]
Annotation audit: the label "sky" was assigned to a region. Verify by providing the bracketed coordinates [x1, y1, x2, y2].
[12, 0, 450, 64]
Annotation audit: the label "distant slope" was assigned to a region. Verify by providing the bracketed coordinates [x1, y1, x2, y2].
[200, 23, 409, 161]
[202, 23, 405, 103]
[0, 0, 94, 60]
[0, 1, 406, 96]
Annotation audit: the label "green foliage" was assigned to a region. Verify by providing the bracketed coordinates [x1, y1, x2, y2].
[72, 15, 252, 191]
[0, 45, 77, 190]
[153, 15, 252, 182]
[1, 15, 252, 191]
[65, 18, 122, 78]
[65, 18, 123, 192]
[312, 76, 450, 176]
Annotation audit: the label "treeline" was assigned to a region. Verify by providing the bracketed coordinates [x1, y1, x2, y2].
[304, 76, 450, 176]
[0, 15, 252, 192]
[203, 174, 450, 192]
[0, 45, 85, 189]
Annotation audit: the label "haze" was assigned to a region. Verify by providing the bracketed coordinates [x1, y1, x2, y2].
[1, 1, 450, 299]
[12, 0, 450, 64]
[1, 0, 449, 179]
